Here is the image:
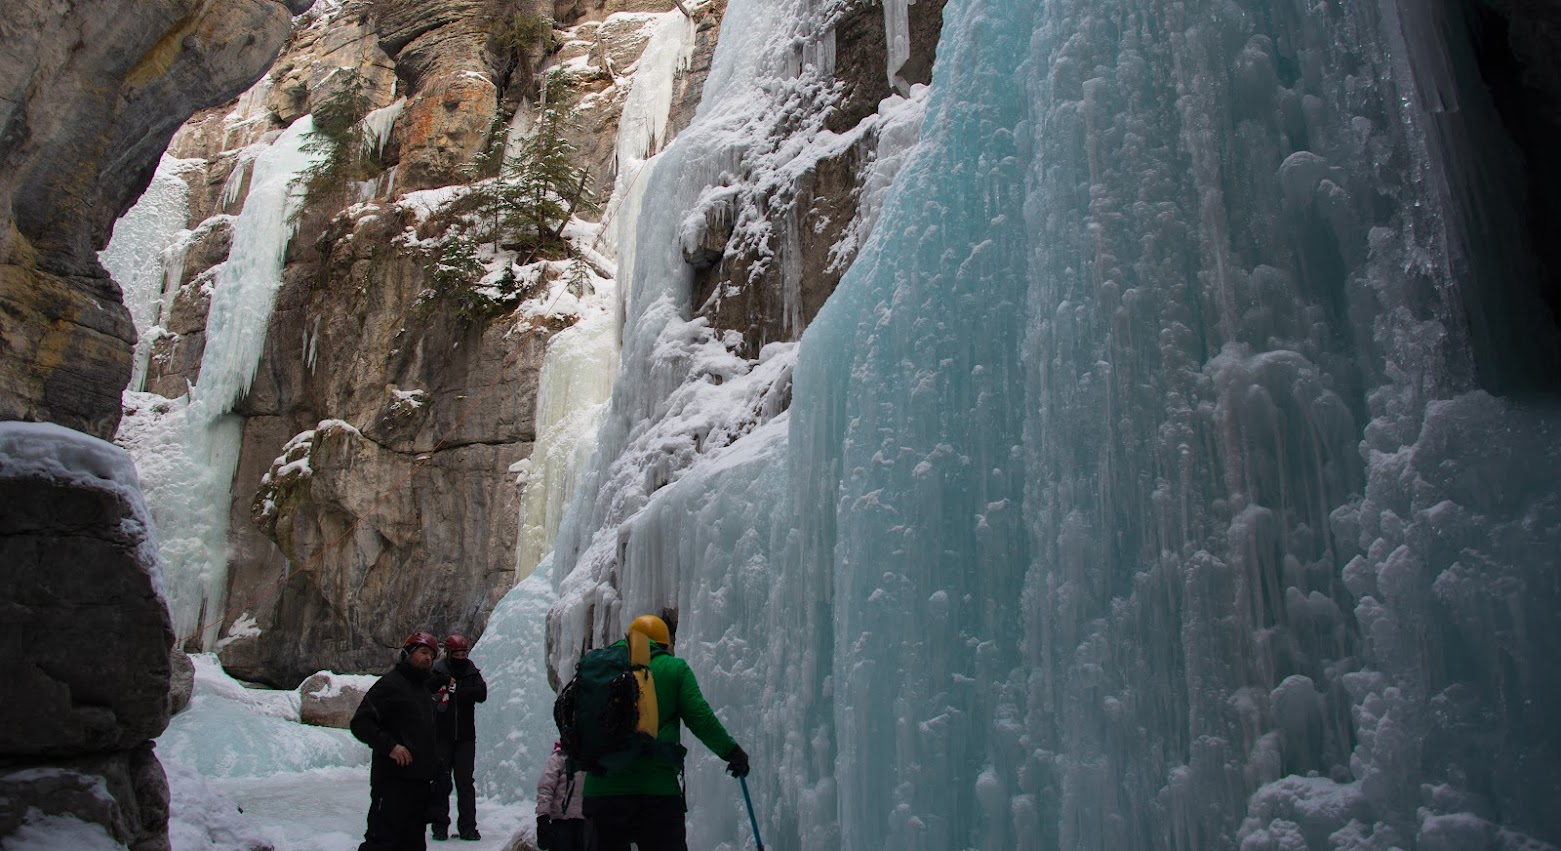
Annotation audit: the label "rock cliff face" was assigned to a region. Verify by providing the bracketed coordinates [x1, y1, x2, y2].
[0, 0, 297, 439]
[115, 0, 718, 685]
[0, 2, 297, 846]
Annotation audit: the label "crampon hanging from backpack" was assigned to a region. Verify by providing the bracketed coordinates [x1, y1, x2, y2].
[553, 631, 687, 775]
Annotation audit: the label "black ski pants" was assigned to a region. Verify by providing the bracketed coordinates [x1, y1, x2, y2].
[361, 776, 433, 851]
[550, 818, 589, 851]
[428, 739, 477, 833]
[583, 794, 687, 851]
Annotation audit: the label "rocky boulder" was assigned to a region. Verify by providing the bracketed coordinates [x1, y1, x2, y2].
[0, 422, 177, 850]
[266, 4, 398, 126]
[297, 671, 377, 728]
[168, 650, 196, 717]
[0, 750, 170, 851]
[0, 0, 295, 438]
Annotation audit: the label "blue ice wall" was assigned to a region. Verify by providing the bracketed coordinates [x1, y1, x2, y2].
[790, 0, 1036, 847]
[481, 0, 1561, 847]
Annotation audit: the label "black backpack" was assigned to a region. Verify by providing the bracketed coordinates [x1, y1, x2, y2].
[553, 643, 686, 775]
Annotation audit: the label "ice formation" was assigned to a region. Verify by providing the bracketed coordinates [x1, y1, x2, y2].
[100, 154, 203, 392]
[99, 155, 195, 339]
[513, 307, 618, 581]
[111, 115, 325, 649]
[471, 0, 1561, 848]
[192, 115, 321, 418]
[157, 655, 366, 778]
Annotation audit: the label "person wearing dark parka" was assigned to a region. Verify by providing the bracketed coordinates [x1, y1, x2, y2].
[351, 631, 442, 851]
[426, 633, 487, 841]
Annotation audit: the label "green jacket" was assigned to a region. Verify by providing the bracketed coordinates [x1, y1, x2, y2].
[582, 639, 737, 797]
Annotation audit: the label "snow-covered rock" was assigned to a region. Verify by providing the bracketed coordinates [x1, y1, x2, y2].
[0, 422, 176, 850]
[297, 671, 377, 729]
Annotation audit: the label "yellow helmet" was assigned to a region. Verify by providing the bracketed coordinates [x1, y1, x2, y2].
[628, 614, 671, 646]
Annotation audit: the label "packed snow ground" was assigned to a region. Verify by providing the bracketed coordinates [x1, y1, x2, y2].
[159, 657, 535, 851]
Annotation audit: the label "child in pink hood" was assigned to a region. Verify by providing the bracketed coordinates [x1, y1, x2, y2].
[535, 742, 587, 850]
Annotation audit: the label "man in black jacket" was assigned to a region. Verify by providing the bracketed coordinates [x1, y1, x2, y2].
[351, 631, 441, 851]
[427, 634, 487, 841]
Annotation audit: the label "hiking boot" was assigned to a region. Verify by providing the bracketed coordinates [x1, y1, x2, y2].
[431, 825, 449, 841]
[458, 828, 481, 841]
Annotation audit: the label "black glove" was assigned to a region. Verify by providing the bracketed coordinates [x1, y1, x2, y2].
[725, 744, 750, 778]
[536, 815, 552, 849]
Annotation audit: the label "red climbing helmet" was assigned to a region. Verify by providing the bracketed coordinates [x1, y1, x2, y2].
[402, 632, 439, 653]
[443, 634, 471, 653]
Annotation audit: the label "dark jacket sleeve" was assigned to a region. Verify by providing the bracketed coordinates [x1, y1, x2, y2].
[462, 667, 488, 704]
[670, 657, 737, 758]
[350, 678, 399, 757]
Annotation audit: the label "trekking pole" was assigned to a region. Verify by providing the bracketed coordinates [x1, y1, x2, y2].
[739, 775, 765, 850]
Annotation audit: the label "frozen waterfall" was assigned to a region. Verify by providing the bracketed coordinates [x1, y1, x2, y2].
[470, 0, 1561, 848]
[114, 117, 324, 650]
[100, 154, 197, 392]
[513, 307, 618, 581]
[509, 9, 697, 583]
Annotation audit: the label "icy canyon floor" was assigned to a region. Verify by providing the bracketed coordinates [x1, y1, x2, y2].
[160, 657, 530, 851]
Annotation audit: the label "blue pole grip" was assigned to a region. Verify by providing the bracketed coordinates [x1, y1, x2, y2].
[740, 775, 765, 850]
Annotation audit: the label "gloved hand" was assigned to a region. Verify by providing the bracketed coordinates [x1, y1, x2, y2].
[725, 744, 750, 778]
[536, 815, 552, 849]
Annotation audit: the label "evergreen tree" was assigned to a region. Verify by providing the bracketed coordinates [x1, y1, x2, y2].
[499, 69, 598, 254]
[430, 231, 492, 324]
[298, 70, 376, 209]
[565, 248, 595, 298]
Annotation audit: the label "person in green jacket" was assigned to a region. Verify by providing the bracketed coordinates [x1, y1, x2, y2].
[582, 614, 749, 851]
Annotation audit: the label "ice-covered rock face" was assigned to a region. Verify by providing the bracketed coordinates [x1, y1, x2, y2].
[516, 0, 1561, 848]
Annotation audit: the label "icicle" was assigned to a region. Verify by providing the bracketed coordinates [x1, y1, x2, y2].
[358, 97, 405, 161]
[305, 315, 322, 374]
[220, 150, 258, 212]
[883, 0, 912, 93]
[807, 25, 836, 76]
